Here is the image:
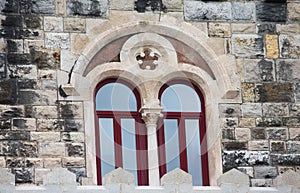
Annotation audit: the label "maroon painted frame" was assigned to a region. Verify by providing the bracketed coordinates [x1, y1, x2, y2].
[157, 79, 210, 186]
[94, 78, 149, 185]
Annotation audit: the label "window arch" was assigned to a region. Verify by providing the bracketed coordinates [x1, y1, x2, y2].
[157, 80, 209, 186]
[94, 79, 148, 185]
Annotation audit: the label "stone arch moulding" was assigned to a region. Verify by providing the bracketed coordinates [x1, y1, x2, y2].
[59, 16, 241, 186]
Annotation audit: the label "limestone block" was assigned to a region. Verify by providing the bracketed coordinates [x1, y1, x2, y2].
[251, 179, 273, 187]
[251, 128, 266, 140]
[0, 105, 24, 117]
[219, 104, 241, 118]
[161, 168, 192, 185]
[184, 1, 232, 21]
[31, 0, 56, 15]
[256, 3, 287, 22]
[43, 158, 62, 168]
[56, 0, 66, 16]
[280, 35, 300, 58]
[256, 117, 283, 127]
[288, 3, 300, 21]
[237, 167, 254, 178]
[110, 0, 135, 10]
[270, 141, 286, 153]
[0, 157, 5, 167]
[232, 23, 256, 34]
[35, 168, 51, 185]
[71, 33, 90, 54]
[208, 23, 231, 38]
[45, 33, 70, 50]
[235, 128, 251, 141]
[248, 140, 269, 151]
[286, 141, 300, 154]
[163, 0, 183, 11]
[60, 50, 80, 72]
[266, 34, 279, 59]
[25, 158, 43, 167]
[231, 34, 264, 58]
[0, 38, 6, 53]
[8, 65, 37, 79]
[66, 0, 109, 18]
[103, 167, 134, 185]
[43, 168, 77, 190]
[277, 59, 300, 82]
[24, 40, 44, 53]
[0, 168, 15, 192]
[217, 168, 249, 186]
[232, 2, 255, 21]
[239, 118, 256, 128]
[266, 128, 288, 140]
[59, 102, 84, 119]
[64, 18, 86, 32]
[283, 117, 300, 127]
[39, 142, 66, 157]
[37, 119, 64, 131]
[241, 103, 262, 118]
[62, 157, 85, 167]
[44, 17, 63, 32]
[276, 24, 300, 34]
[223, 141, 247, 150]
[289, 128, 300, 140]
[61, 132, 85, 142]
[274, 169, 300, 188]
[26, 106, 58, 119]
[244, 59, 274, 83]
[30, 132, 60, 142]
[262, 103, 289, 117]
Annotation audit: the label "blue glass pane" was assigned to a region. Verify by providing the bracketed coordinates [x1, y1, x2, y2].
[164, 119, 180, 172]
[161, 84, 201, 112]
[121, 118, 138, 185]
[96, 83, 137, 111]
[99, 118, 115, 178]
[185, 119, 202, 186]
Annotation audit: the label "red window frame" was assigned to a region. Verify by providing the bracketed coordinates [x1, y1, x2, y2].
[94, 78, 148, 185]
[157, 80, 209, 186]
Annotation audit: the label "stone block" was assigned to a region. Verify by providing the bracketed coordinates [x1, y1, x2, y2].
[0, 118, 11, 130]
[239, 118, 256, 128]
[62, 157, 85, 167]
[110, 0, 135, 10]
[12, 168, 34, 183]
[241, 83, 255, 102]
[25, 158, 43, 167]
[1, 141, 37, 157]
[241, 103, 262, 118]
[35, 168, 51, 185]
[286, 141, 300, 154]
[248, 140, 269, 151]
[18, 90, 57, 106]
[59, 102, 83, 119]
[0, 130, 30, 140]
[266, 34, 279, 59]
[232, 2, 255, 21]
[276, 24, 300, 34]
[208, 23, 231, 38]
[70, 33, 90, 54]
[274, 169, 300, 188]
[237, 167, 254, 178]
[60, 50, 80, 72]
[289, 128, 300, 140]
[278, 166, 295, 175]
[283, 117, 300, 127]
[271, 154, 300, 166]
[0, 54, 6, 78]
[218, 168, 249, 186]
[257, 23, 276, 34]
[64, 119, 84, 132]
[7, 39, 24, 53]
[251, 179, 273, 187]
[30, 47, 60, 69]
[161, 168, 192, 186]
[277, 59, 300, 82]
[45, 33, 70, 50]
[231, 34, 264, 58]
[8, 65, 37, 80]
[31, 132, 60, 142]
[44, 17, 63, 32]
[256, 3, 287, 22]
[39, 142, 66, 157]
[280, 35, 300, 58]
[251, 128, 265, 140]
[0, 168, 15, 192]
[25, 106, 58, 119]
[288, 3, 300, 21]
[67, 167, 86, 183]
[222, 118, 238, 129]
[6, 157, 25, 168]
[184, 1, 232, 21]
[44, 168, 77, 189]
[64, 18, 86, 32]
[254, 166, 278, 179]
[0, 105, 24, 118]
[37, 119, 64, 131]
[0, 79, 17, 105]
[24, 15, 42, 29]
[222, 129, 235, 140]
[270, 141, 286, 153]
[244, 59, 274, 83]
[223, 142, 247, 150]
[66, 143, 85, 157]
[0, 157, 5, 167]
[32, 0, 56, 15]
[266, 127, 288, 140]
[258, 83, 293, 103]
[103, 167, 134, 185]
[7, 53, 31, 65]
[66, 0, 109, 18]
[232, 23, 256, 34]
[219, 104, 241, 118]
[61, 132, 85, 142]
[235, 128, 250, 141]
[162, 0, 183, 11]
[43, 158, 62, 168]
[56, 0, 67, 16]
[262, 103, 289, 117]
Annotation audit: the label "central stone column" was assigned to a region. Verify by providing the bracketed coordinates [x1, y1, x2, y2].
[140, 99, 163, 186]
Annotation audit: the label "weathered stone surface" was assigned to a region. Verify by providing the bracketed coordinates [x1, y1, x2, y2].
[103, 167, 134, 185]
[31, 0, 56, 14]
[222, 128, 235, 141]
[251, 128, 266, 140]
[257, 23, 276, 34]
[66, 143, 85, 157]
[0, 118, 11, 130]
[7, 53, 31, 65]
[256, 117, 283, 127]
[59, 102, 83, 118]
[277, 59, 300, 82]
[223, 142, 247, 150]
[241, 83, 255, 102]
[235, 128, 251, 141]
[39, 142, 65, 157]
[251, 179, 273, 187]
[0, 79, 17, 105]
[266, 128, 288, 140]
[286, 141, 300, 154]
[288, 3, 300, 21]
[12, 168, 33, 183]
[41, 79, 57, 90]
[217, 168, 250, 186]
[25, 158, 43, 167]
[0, 105, 24, 118]
[30, 132, 60, 142]
[37, 119, 64, 131]
[278, 166, 294, 175]
[219, 104, 241, 118]
[18, 90, 56, 105]
[61, 132, 85, 142]
[18, 79, 37, 90]
[66, 0, 109, 18]
[44, 168, 76, 187]
[283, 117, 300, 127]
[25, 106, 58, 119]
[0, 157, 6, 167]
[162, 0, 182, 11]
[45, 33, 70, 50]
[8, 65, 37, 79]
[244, 59, 274, 83]
[0, 131, 30, 140]
[184, 1, 232, 21]
[266, 34, 279, 59]
[289, 128, 300, 140]
[7, 39, 24, 53]
[254, 166, 277, 179]
[237, 167, 254, 178]
[35, 168, 51, 185]
[232, 2, 255, 21]
[0, 54, 6, 78]
[44, 17, 63, 32]
[248, 140, 269, 151]
[280, 35, 300, 58]
[222, 118, 238, 129]
[110, 0, 135, 10]
[231, 35, 264, 58]
[43, 158, 62, 168]
[241, 103, 262, 118]
[276, 24, 300, 34]
[239, 118, 256, 128]
[24, 15, 42, 29]
[271, 154, 300, 166]
[232, 23, 256, 34]
[56, 0, 67, 15]
[262, 103, 289, 117]
[6, 157, 25, 167]
[270, 141, 286, 153]
[30, 47, 60, 69]
[256, 3, 287, 22]
[62, 157, 85, 167]
[70, 33, 90, 54]
[1, 141, 37, 157]
[257, 83, 294, 103]
[64, 18, 86, 32]
[208, 23, 231, 38]
[67, 167, 86, 183]
[274, 169, 300, 188]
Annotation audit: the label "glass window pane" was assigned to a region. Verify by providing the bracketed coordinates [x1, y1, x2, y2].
[121, 118, 138, 185]
[185, 119, 202, 186]
[99, 118, 115, 178]
[96, 82, 137, 111]
[161, 84, 201, 112]
[164, 119, 180, 172]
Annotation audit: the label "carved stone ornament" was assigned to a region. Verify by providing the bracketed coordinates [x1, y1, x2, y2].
[136, 47, 160, 70]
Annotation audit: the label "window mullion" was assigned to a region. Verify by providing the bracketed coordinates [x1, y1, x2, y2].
[114, 116, 123, 168]
[178, 117, 188, 172]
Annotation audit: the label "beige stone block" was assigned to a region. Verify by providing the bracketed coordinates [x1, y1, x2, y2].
[35, 168, 51, 185]
[239, 118, 256, 128]
[44, 17, 63, 32]
[288, 3, 300, 21]
[64, 18, 86, 32]
[61, 132, 85, 142]
[266, 34, 279, 59]
[12, 118, 36, 131]
[37, 119, 63, 131]
[62, 157, 85, 167]
[24, 40, 44, 53]
[71, 33, 90, 54]
[236, 58, 244, 82]
[232, 23, 256, 34]
[277, 24, 300, 34]
[163, 0, 183, 11]
[241, 83, 255, 103]
[0, 38, 6, 52]
[208, 23, 231, 38]
[86, 18, 109, 35]
[206, 38, 225, 56]
[45, 33, 70, 50]
[248, 140, 269, 151]
[25, 158, 43, 167]
[110, 0, 135, 10]
[189, 22, 208, 35]
[39, 142, 65, 157]
[0, 157, 5, 167]
[81, 177, 95, 185]
[289, 128, 300, 139]
[235, 128, 251, 141]
[56, 0, 66, 16]
[31, 132, 60, 142]
[43, 158, 62, 168]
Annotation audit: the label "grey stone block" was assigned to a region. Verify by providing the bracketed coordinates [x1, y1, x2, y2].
[277, 59, 300, 82]
[232, 2, 255, 21]
[244, 59, 275, 83]
[231, 34, 264, 58]
[67, 0, 109, 18]
[32, 0, 56, 15]
[262, 103, 289, 117]
[256, 3, 287, 22]
[254, 166, 278, 179]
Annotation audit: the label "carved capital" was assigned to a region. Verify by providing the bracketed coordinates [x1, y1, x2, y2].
[140, 98, 163, 127]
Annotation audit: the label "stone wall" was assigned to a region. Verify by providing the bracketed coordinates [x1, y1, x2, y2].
[0, 0, 300, 187]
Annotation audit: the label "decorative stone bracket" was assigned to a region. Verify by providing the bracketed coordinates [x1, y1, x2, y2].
[59, 84, 80, 97]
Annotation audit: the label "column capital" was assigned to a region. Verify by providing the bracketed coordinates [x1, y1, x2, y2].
[139, 99, 163, 127]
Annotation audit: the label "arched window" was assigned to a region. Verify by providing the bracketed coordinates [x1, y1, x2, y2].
[94, 79, 148, 185]
[157, 80, 209, 186]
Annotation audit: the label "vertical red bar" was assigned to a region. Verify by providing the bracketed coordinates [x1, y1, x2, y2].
[178, 118, 188, 172]
[114, 117, 123, 168]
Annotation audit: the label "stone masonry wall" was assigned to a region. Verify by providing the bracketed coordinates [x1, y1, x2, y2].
[0, 0, 300, 187]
